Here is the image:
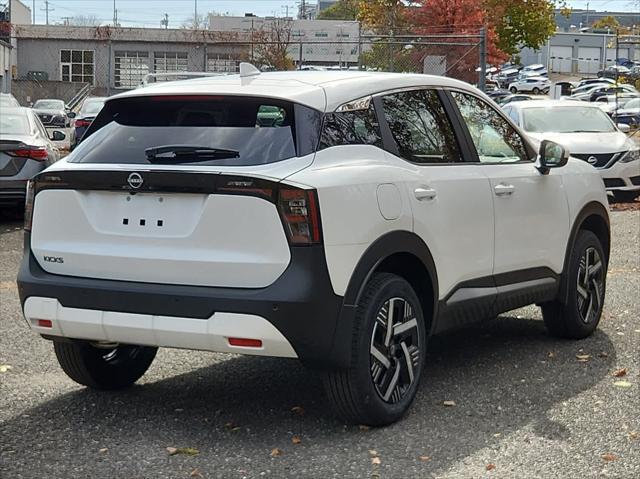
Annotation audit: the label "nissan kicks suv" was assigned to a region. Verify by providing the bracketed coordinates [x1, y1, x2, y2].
[18, 67, 611, 426]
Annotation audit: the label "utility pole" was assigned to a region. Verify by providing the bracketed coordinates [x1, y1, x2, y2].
[61, 16, 72, 26]
[113, 0, 117, 26]
[585, 2, 590, 27]
[194, 0, 198, 28]
[32, 0, 35, 24]
[282, 5, 290, 18]
[300, 0, 306, 19]
[41, 1, 53, 25]
[161, 13, 169, 29]
[479, 27, 487, 92]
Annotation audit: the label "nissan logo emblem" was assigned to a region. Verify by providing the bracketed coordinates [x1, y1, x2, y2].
[587, 156, 598, 165]
[127, 172, 143, 189]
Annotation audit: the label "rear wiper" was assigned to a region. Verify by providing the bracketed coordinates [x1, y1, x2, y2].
[145, 145, 240, 164]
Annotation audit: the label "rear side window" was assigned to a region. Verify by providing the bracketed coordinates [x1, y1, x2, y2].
[382, 89, 461, 164]
[319, 105, 382, 149]
[0, 111, 30, 135]
[72, 96, 321, 166]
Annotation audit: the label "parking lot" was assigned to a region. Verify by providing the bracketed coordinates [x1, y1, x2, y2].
[0, 208, 638, 479]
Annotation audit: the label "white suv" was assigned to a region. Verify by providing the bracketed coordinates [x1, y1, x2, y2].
[18, 67, 611, 426]
[508, 76, 551, 94]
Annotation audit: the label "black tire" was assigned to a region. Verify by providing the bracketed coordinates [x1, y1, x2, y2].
[510, 87, 518, 93]
[323, 273, 427, 426]
[542, 230, 606, 339]
[54, 341, 157, 390]
[613, 190, 639, 203]
[532, 87, 541, 95]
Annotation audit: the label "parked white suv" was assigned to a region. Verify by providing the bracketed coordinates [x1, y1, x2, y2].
[503, 100, 640, 201]
[18, 67, 611, 426]
[508, 76, 551, 94]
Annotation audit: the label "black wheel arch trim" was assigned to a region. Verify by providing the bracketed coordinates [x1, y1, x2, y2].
[559, 201, 610, 303]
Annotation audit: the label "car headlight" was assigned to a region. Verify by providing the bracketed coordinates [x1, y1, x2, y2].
[620, 149, 640, 163]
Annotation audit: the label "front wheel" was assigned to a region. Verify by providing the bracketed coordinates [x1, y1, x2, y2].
[542, 230, 606, 339]
[532, 87, 541, 94]
[324, 273, 427, 426]
[510, 87, 518, 93]
[54, 341, 157, 389]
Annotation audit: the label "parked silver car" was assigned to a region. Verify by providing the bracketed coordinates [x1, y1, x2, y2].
[0, 107, 64, 207]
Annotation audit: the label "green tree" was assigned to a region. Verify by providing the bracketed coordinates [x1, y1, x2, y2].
[317, 0, 360, 20]
[484, 0, 558, 56]
[592, 15, 620, 31]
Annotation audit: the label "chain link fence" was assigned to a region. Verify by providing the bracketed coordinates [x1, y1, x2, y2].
[7, 28, 485, 108]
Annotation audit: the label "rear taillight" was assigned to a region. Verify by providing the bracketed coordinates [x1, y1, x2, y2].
[278, 187, 322, 245]
[74, 119, 92, 127]
[8, 148, 48, 161]
[24, 180, 35, 232]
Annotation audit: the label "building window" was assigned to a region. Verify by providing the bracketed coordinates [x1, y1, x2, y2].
[336, 33, 350, 38]
[336, 48, 343, 55]
[314, 32, 328, 38]
[114, 51, 149, 88]
[153, 52, 188, 73]
[292, 31, 305, 38]
[207, 55, 240, 73]
[60, 49, 94, 83]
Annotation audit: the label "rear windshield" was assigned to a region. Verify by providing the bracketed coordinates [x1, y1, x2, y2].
[70, 96, 322, 166]
[0, 111, 30, 135]
[33, 100, 64, 109]
[80, 100, 106, 116]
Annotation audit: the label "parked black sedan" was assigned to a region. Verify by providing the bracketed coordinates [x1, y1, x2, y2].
[31, 99, 76, 128]
[0, 107, 64, 207]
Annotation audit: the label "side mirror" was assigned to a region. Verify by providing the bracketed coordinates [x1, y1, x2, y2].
[617, 123, 631, 133]
[50, 130, 66, 141]
[67, 111, 76, 119]
[537, 140, 569, 174]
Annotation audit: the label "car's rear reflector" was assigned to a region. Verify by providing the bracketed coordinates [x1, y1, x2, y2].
[228, 337, 263, 348]
[37, 319, 53, 328]
[7, 148, 48, 161]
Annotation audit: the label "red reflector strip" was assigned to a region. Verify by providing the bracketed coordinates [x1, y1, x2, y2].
[9, 148, 48, 161]
[37, 319, 53, 328]
[228, 337, 263, 348]
[75, 119, 92, 127]
[149, 95, 225, 102]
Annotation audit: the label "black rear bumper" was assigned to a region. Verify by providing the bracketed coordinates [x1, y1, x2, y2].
[18, 238, 356, 368]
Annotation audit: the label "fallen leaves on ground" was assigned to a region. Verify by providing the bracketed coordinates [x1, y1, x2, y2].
[576, 354, 591, 362]
[98, 448, 108, 454]
[614, 381, 632, 388]
[486, 463, 496, 471]
[270, 448, 283, 457]
[290, 406, 305, 416]
[371, 457, 381, 465]
[291, 436, 302, 445]
[190, 468, 203, 478]
[443, 400, 456, 407]
[612, 368, 628, 377]
[598, 351, 609, 358]
[0, 365, 12, 373]
[629, 431, 638, 440]
[418, 455, 431, 462]
[358, 425, 370, 431]
[547, 352, 556, 359]
[224, 422, 240, 431]
[369, 450, 378, 457]
[166, 447, 199, 456]
[602, 453, 618, 462]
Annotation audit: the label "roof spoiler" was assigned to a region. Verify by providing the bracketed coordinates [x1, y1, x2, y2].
[240, 63, 261, 78]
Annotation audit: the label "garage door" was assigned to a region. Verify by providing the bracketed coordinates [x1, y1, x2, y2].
[549, 46, 573, 73]
[578, 47, 601, 74]
[606, 48, 630, 65]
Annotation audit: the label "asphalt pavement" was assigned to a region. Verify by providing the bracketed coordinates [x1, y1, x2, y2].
[0, 209, 638, 479]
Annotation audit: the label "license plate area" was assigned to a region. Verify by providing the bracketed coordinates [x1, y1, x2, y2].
[79, 190, 207, 238]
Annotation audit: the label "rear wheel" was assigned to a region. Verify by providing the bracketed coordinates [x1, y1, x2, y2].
[613, 190, 639, 203]
[532, 87, 541, 94]
[324, 273, 426, 426]
[510, 87, 518, 93]
[542, 230, 606, 339]
[54, 341, 157, 390]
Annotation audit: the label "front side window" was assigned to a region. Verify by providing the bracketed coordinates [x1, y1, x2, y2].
[451, 91, 529, 163]
[382, 89, 461, 164]
[319, 104, 382, 150]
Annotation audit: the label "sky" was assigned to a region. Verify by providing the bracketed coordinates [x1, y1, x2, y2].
[13, 0, 640, 28]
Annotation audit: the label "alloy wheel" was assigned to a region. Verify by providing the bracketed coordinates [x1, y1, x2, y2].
[576, 247, 604, 324]
[369, 297, 421, 404]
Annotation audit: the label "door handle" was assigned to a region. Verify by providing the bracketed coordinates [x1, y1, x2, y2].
[494, 184, 515, 197]
[414, 187, 437, 201]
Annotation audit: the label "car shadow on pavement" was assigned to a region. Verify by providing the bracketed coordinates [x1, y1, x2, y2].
[0, 315, 616, 477]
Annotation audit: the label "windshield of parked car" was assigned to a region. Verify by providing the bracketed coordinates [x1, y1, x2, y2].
[69, 96, 321, 166]
[623, 99, 640, 110]
[522, 107, 616, 133]
[79, 99, 106, 116]
[33, 99, 65, 110]
[0, 110, 30, 135]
